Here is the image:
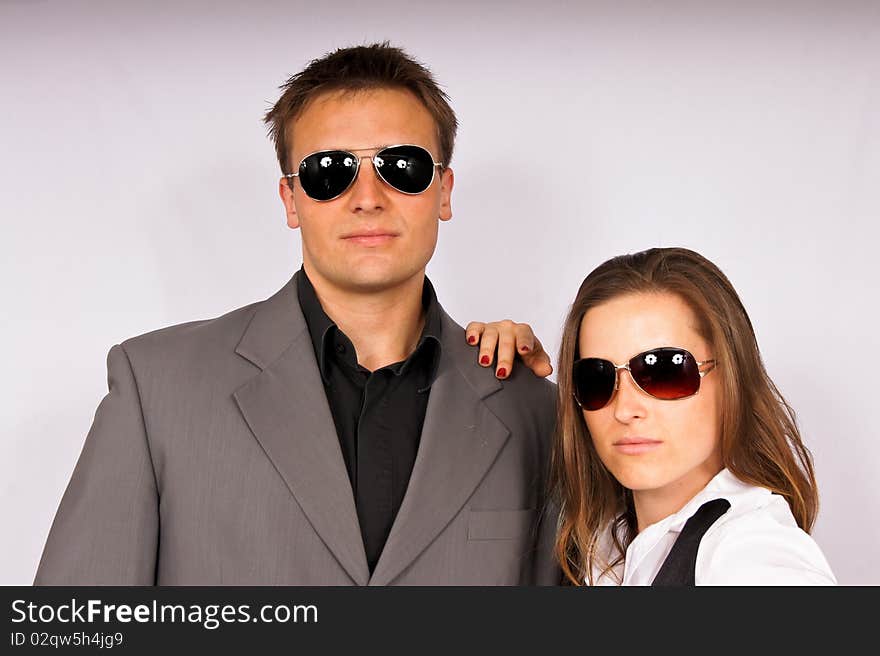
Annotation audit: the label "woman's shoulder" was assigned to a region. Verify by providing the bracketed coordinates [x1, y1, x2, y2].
[695, 482, 836, 585]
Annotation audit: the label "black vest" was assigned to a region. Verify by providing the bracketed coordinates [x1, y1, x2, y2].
[651, 498, 731, 587]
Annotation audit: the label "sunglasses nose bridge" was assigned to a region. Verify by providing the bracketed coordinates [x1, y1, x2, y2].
[608, 362, 652, 422]
[613, 362, 631, 391]
[615, 362, 651, 399]
[345, 152, 390, 200]
[598, 363, 628, 408]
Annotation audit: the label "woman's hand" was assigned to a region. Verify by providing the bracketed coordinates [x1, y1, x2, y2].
[465, 320, 553, 379]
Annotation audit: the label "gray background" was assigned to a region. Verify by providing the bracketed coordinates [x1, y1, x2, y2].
[2, 0, 878, 584]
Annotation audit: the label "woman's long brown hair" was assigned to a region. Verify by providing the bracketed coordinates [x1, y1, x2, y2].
[552, 247, 818, 585]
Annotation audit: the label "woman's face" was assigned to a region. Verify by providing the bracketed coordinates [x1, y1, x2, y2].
[578, 292, 723, 510]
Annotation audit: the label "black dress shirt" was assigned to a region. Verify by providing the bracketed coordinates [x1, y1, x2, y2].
[296, 267, 442, 572]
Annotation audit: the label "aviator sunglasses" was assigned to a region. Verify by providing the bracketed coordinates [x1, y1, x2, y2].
[284, 144, 443, 201]
[573, 347, 717, 411]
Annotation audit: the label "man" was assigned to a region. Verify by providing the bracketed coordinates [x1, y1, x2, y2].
[35, 43, 558, 585]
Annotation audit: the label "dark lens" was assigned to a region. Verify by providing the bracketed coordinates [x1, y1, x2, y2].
[573, 358, 617, 411]
[629, 348, 700, 400]
[374, 145, 436, 194]
[298, 151, 358, 201]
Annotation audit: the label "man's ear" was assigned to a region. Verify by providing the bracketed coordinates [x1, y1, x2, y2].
[279, 178, 300, 229]
[439, 167, 454, 222]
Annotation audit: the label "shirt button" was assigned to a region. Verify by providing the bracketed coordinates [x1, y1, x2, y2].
[336, 343, 346, 355]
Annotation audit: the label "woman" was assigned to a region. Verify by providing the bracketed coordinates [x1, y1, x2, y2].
[468, 247, 835, 585]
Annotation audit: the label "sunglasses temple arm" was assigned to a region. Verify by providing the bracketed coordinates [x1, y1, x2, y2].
[697, 359, 717, 376]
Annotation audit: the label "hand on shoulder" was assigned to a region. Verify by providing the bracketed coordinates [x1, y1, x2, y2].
[464, 320, 553, 379]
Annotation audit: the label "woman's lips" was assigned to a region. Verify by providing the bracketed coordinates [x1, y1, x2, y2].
[612, 438, 663, 455]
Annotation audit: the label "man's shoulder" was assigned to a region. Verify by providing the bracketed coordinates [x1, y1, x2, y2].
[113, 290, 280, 375]
[488, 357, 557, 405]
[438, 310, 557, 419]
[120, 300, 260, 358]
[117, 273, 300, 365]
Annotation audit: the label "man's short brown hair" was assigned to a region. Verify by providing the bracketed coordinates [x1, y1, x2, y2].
[264, 42, 458, 175]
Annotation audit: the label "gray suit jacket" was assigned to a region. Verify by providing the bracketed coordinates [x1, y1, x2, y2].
[35, 273, 560, 585]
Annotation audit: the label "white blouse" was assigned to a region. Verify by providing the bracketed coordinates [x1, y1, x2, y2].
[589, 469, 837, 585]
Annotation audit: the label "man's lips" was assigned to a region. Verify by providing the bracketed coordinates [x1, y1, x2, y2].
[612, 437, 663, 455]
[341, 229, 399, 246]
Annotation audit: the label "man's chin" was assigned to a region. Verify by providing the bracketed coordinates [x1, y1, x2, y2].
[343, 275, 414, 294]
[326, 267, 423, 295]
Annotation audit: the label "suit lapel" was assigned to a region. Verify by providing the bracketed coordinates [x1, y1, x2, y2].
[232, 273, 369, 585]
[369, 310, 510, 586]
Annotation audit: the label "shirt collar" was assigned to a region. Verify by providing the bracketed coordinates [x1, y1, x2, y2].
[592, 469, 777, 584]
[296, 267, 337, 381]
[635, 469, 740, 544]
[656, 468, 766, 536]
[296, 266, 442, 389]
[623, 468, 770, 577]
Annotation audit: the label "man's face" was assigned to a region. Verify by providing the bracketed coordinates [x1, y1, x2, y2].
[279, 87, 454, 295]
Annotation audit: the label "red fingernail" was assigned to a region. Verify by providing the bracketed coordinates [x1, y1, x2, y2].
[497, 368, 507, 378]
[480, 355, 490, 365]
[467, 335, 476, 344]
[520, 346, 530, 353]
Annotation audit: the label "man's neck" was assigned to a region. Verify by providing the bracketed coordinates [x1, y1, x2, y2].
[303, 265, 427, 372]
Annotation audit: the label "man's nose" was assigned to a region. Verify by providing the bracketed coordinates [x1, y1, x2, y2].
[346, 156, 387, 213]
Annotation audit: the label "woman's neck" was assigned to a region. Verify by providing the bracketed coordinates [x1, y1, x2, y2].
[632, 464, 723, 533]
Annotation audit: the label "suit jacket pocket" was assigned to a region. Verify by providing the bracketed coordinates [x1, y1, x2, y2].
[467, 509, 537, 541]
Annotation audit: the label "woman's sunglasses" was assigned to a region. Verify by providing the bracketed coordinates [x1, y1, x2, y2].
[573, 347, 717, 411]
[284, 144, 443, 201]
